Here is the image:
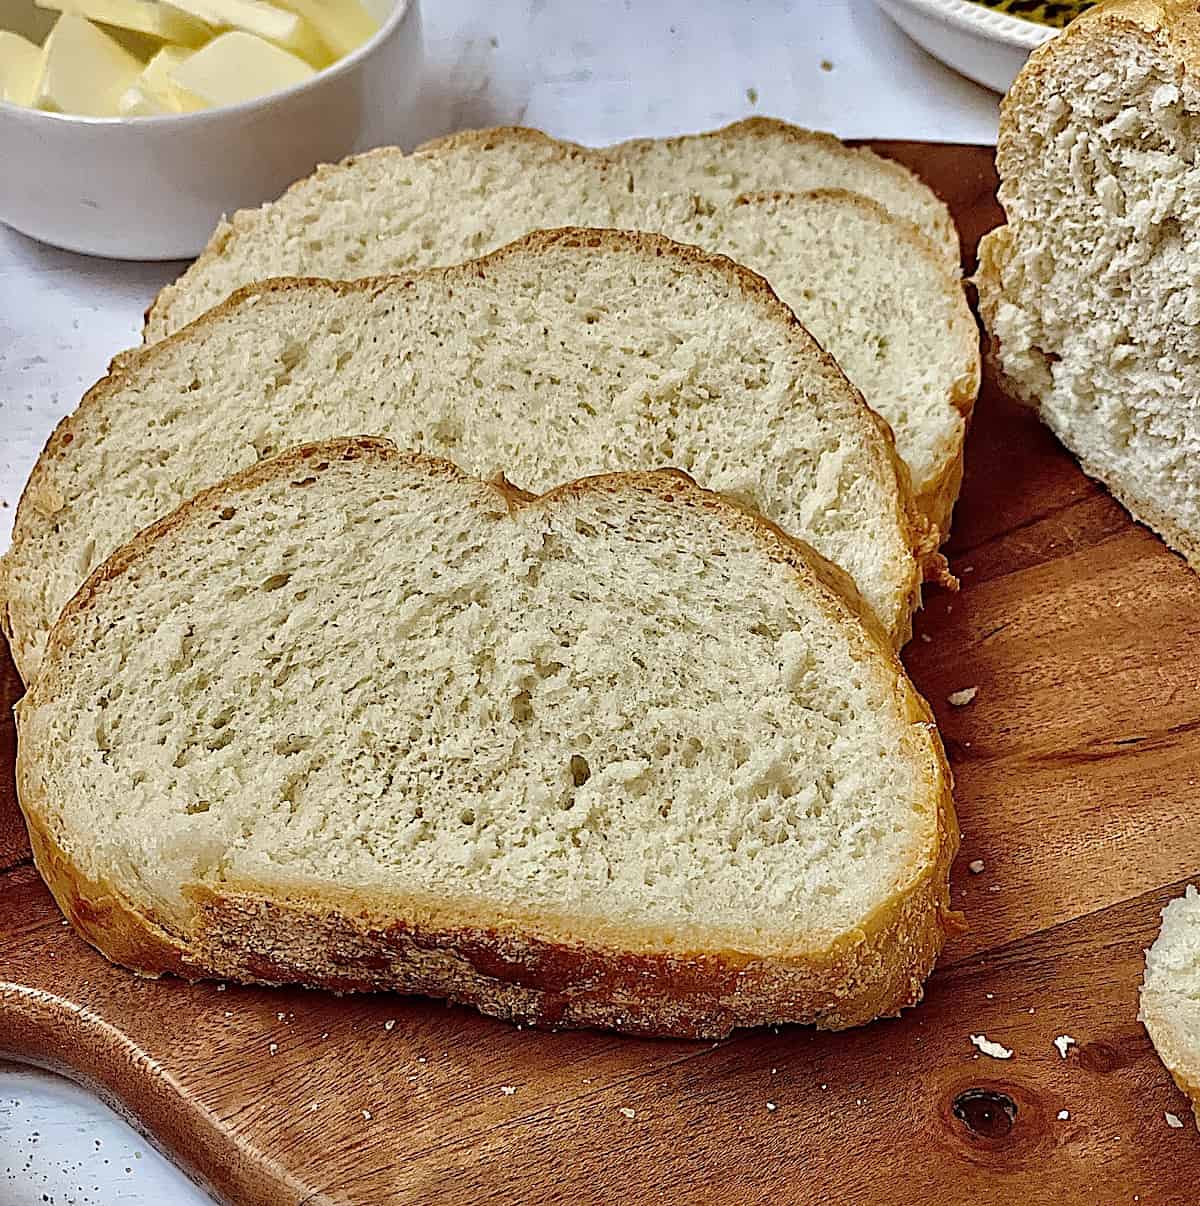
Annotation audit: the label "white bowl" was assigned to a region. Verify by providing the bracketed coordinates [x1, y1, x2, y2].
[0, 0, 423, 259]
[874, 0, 1059, 94]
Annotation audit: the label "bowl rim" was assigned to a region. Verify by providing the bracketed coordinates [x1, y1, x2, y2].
[877, 0, 1064, 49]
[0, 0, 413, 128]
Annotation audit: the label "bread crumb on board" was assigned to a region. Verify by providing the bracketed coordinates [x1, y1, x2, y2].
[1054, 1035, 1076, 1059]
[619, 1107, 636, 1119]
[501, 1086, 517, 1096]
[1058, 1109, 1070, 1120]
[948, 687, 978, 707]
[384, 1019, 396, 1031]
[970, 1034, 1013, 1060]
[1166, 1112, 1185, 1128]
[766, 1102, 778, 1112]
[968, 858, 985, 874]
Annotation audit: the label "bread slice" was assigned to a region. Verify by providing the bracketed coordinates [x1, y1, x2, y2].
[644, 190, 978, 536]
[146, 119, 958, 342]
[1, 229, 934, 684]
[141, 124, 976, 535]
[608, 117, 960, 266]
[975, 1, 1200, 569]
[15, 437, 960, 1038]
[1141, 886, 1200, 1127]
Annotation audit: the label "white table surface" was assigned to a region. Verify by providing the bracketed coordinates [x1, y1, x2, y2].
[0, 1, 1000, 1202]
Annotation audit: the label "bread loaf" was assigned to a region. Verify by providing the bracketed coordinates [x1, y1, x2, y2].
[976, 0, 1200, 568]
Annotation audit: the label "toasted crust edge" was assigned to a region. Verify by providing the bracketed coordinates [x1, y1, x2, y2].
[5, 225, 929, 684]
[16, 438, 960, 1039]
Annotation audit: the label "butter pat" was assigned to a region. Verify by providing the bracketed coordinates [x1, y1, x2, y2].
[168, 30, 314, 109]
[0, 32, 43, 106]
[161, 0, 331, 66]
[274, 0, 377, 58]
[34, 14, 143, 117]
[118, 44, 194, 115]
[36, 0, 212, 47]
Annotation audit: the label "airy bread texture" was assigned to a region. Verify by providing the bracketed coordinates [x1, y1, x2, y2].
[15, 438, 959, 1038]
[146, 118, 959, 342]
[1, 230, 932, 684]
[1141, 885, 1200, 1126]
[976, 0, 1200, 568]
[645, 190, 978, 535]
[142, 123, 974, 535]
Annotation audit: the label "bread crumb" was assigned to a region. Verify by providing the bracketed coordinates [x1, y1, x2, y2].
[948, 687, 978, 707]
[619, 1107, 636, 1119]
[268, 1043, 278, 1055]
[770, 1067, 778, 1075]
[820, 58, 833, 71]
[308, 1102, 319, 1111]
[216, 983, 226, 992]
[968, 859, 985, 874]
[501, 1086, 516, 1096]
[384, 1020, 395, 1031]
[970, 1034, 1013, 1059]
[417, 1056, 427, 1064]
[1058, 1109, 1070, 1120]
[1166, 1112, 1185, 1128]
[224, 1011, 232, 1017]
[920, 632, 932, 643]
[820, 1083, 828, 1090]
[1053, 1034, 1075, 1059]
[362, 1109, 373, 1121]
[766, 1102, 777, 1112]
[985, 993, 994, 1000]
[276, 1012, 286, 1021]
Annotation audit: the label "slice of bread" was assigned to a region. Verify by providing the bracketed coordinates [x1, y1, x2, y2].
[608, 117, 961, 265]
[644, 190, 978, 536]
[146, 119, 958, 342]
[141, 124, 975, 534]
[15, 438, 960, 1038]
[976, 0, 1200, 568]
[1141, 885, 1200, 1127]
[1, 230, 934, 683]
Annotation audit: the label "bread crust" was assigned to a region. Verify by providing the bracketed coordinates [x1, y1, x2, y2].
[4, 226, 931, 684]
[16, 439, 960, 1039]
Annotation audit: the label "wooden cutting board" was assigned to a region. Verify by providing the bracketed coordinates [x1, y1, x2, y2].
[3, 143, 1200, 1206]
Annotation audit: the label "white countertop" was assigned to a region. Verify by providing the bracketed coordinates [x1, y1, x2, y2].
[0, 1, 999, 1202]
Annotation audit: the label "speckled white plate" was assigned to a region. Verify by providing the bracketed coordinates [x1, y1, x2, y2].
[874, 0, 1060, 94]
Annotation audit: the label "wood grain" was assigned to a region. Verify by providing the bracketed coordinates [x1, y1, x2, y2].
[3, 143, 1199, 1205]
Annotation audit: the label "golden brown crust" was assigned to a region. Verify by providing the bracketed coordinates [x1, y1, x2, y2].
[5, 226, 928, 684]
[17, 440, 959, 1039]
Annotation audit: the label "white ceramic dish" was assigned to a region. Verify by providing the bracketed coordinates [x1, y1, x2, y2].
[0, 0, 423, 260]
[874, 0, 1059, 94]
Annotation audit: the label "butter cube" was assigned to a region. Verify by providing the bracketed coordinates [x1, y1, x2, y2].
[161, 0, 331, 66]
[168, 30, 314, 109]
[118, 45, 194, 115]
[274, 0, 377, 58]
[34, 14, 143, 117]
[36, 0, 212, 47]
[0, 32, 43, 107]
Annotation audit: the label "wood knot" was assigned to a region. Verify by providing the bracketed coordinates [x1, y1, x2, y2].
[952, 1088, 1018, 1139]
[1077, 1040, 1122, 1073]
